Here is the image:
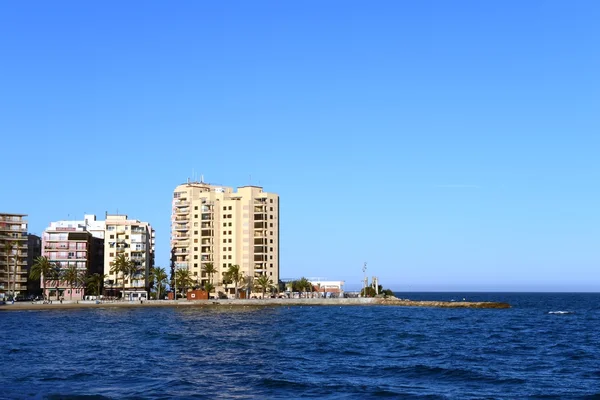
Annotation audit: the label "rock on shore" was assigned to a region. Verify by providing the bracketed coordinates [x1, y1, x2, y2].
[376, 297, 511, 308]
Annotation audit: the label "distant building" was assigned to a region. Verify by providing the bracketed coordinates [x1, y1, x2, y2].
[0, 213, 28, 299]
[171, 180, 279, 297]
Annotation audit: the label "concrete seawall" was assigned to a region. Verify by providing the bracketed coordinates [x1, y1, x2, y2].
[0, 297, 510, 311]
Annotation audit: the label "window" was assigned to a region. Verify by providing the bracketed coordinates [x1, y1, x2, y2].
[270, 247, 273, 252]
[270, 215, 273, 219]
[228, 206, 232, 210]
[110, 235, 114, 239]
[223, 223, 227, 227]
[270, 239, 273, 243]
[228, 222, 232, 226]
[228, 239, 232, 243]
[223, 263, 227, 268]
[270, 207, 273, 211]
[223, 247, 227, 251]
[194, 231, 198, 234]
[270, 223, 273, 227]
[223, 206, 227, 211]
[193, 271, 198, 276]
[194, 206, 198, 210]
[228, 214, 232, 218]
[125, 235, 129, 239]
[194, 255, 198, 259]
[229, 231, 232, 234]
[223, 255, 227, 260]
[228, 263, 232, 267]
[270, 255, 273, 259]
[194, 247, 198, 251]
[228, 247, 232, 251]
[270, 199, 273, 203]
[270, 263, 273, 268]
[194, 239, 198, 243]
[228, 255, 232, 259]
[194, 214, 198, 218]
[194, 223, 198, 227]
[109, 252, 114, 257]
[270, 231, 273, 235]
[194, 263, 198, 268]
[223, 239, 226, 243]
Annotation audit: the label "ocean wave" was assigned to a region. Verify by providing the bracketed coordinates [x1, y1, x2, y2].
[548, 311, 574, 315]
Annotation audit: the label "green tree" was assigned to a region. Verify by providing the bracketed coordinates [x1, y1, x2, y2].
[86, 273, 107, 296]
[202, 262, 216, 285]
[151, 267, 168, 300]
[110, 254, 132, 299]
[29, 256, 55, 299]
[125, 262, 144, 290]
[296, 277, 312, 298]
[175, 268, 193, 296]
[254, 275, 273, 299]
[63, 265, 85, 300]
[204, 282, 215, 297]
[225, 264, 243, 299]
[47, 264, 63, 300]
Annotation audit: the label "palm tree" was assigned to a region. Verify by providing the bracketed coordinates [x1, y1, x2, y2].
[63, 265, 85, 300]
[125, 262, 144, 290]
[204, 282, 215, 297]
[29, 256, 56, 299]
[254, 275, 273, 299]
[86, 273, 107, 297]
[151, 267, 168, 300]
[110, 254, 132, 300]
[47, 264, 63, 300]
[202, 262, 217, 285]
[298, 277, 311, 298]
[226, 264, 243, 299]
[175, 268, 193, 297]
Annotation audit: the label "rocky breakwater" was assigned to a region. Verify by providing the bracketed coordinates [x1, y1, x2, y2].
[376, 297, 511, 309]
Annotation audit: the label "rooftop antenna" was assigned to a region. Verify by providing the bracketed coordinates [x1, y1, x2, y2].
[201, 174, 204, 183]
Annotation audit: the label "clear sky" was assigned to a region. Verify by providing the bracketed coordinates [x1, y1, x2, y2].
[1, 1, 598, 291]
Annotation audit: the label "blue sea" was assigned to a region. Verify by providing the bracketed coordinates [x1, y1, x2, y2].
[1, 293, 599, 399]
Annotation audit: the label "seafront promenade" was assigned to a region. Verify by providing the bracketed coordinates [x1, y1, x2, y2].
[0, 297, 510, 311]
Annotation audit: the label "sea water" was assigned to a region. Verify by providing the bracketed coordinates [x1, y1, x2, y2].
[1, 293, 599, 399]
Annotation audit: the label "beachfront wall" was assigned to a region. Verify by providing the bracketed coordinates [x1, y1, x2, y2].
[186, 290, 209, 300]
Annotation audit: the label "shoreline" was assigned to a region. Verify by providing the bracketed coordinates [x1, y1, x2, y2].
[0, 297, 510, 311]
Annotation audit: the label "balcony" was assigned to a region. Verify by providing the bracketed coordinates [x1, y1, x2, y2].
[254, 246, 267, 253]
[201, 230, 212, 237]
[174, 216, 189, 222]
[201, 214, 212, 221]
[173, 234, 189, 240]
[201, 239, 213, 245]
[254, 198, 267, 204]
[254, 238, 267, 245]
[254, 222, 266, 229]
[253, 232, 265, 237]
[173, 248, 188, 255]
[254, 214, 266, 221]
[174, 262, 188, 269]
[174, 200, 189, 207]
[200, 255, 212, 262]
[175, 208, 190, 214]
[174, 224, 189, 231]
[201, 246, 211, 253]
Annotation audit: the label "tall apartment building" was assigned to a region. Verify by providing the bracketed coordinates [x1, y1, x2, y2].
[104, 214, 155, 298]
[0, 213, 29, 299]
[42, 215, 105, 300]
[171, 180, 279, 297]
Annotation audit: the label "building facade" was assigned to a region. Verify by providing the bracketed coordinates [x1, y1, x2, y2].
[104, 214, 155, 299]
[42, 215, 105, 300]
[0, 213, 29, 299]
[171, 180, 279, 297]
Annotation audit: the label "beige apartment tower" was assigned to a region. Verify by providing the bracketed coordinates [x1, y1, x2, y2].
[171, 181, 279, 297]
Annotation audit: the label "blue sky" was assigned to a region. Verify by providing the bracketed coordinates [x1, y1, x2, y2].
[1, 1, 599, 291]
